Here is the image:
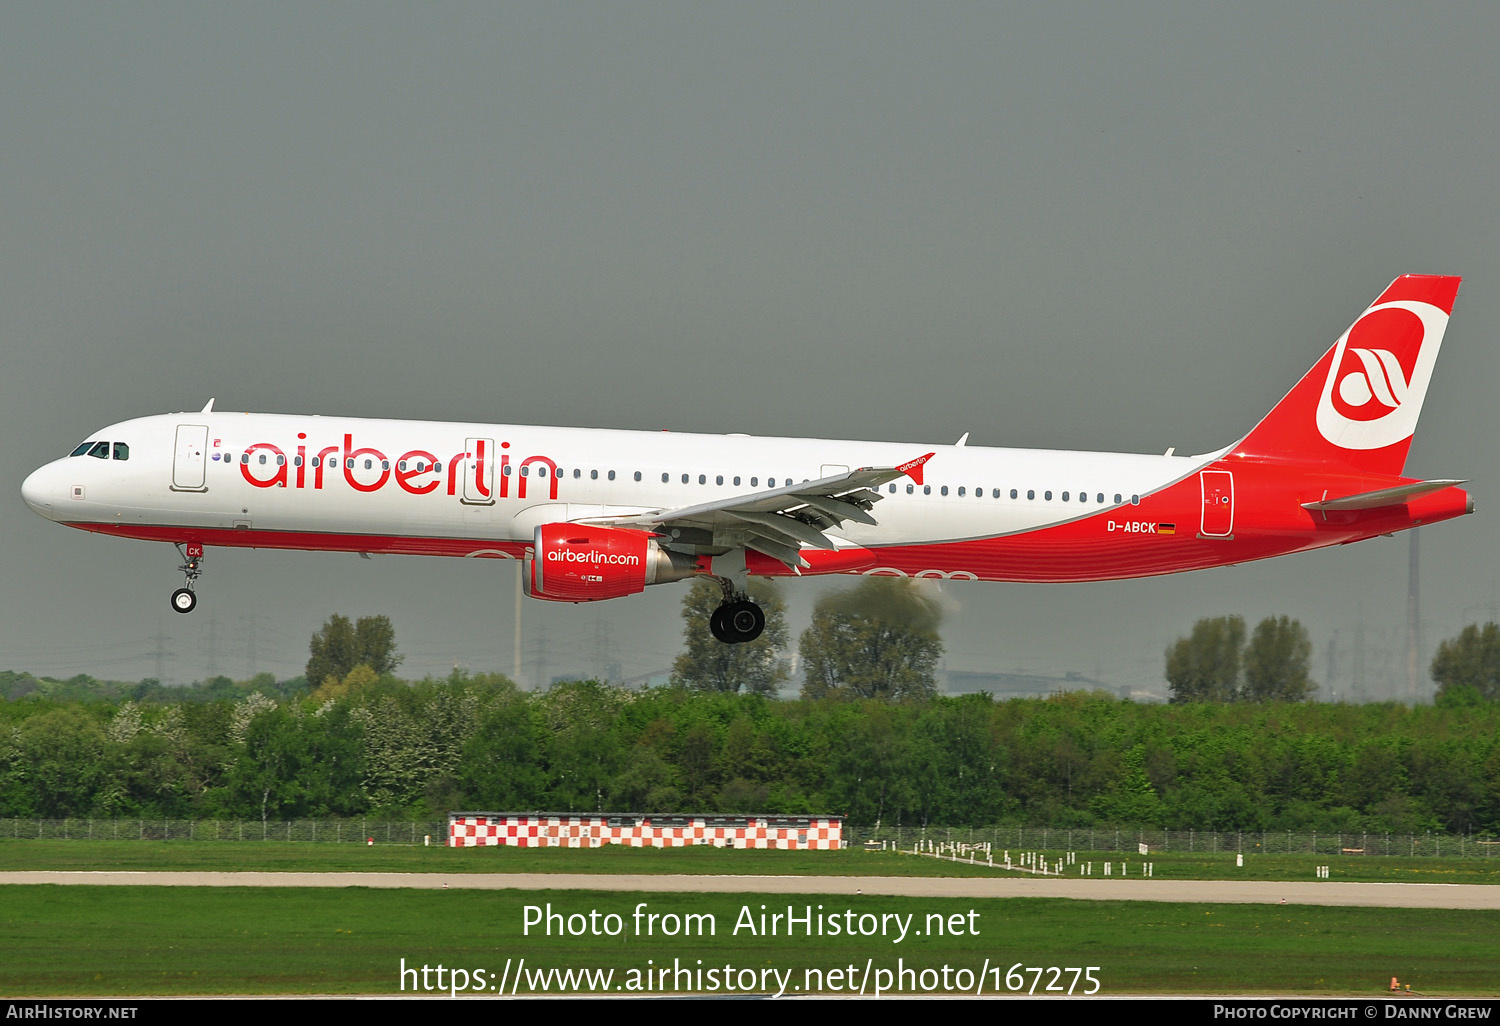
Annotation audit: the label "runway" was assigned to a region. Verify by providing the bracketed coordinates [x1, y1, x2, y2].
[1, 872, 1496, 909]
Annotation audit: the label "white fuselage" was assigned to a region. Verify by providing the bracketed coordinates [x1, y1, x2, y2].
[23, 411, 1195, 563]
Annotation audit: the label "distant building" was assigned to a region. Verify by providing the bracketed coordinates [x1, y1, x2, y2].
[941, 668, 1112, 698]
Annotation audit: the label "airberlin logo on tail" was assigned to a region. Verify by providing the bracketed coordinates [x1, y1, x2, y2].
[1315, 301, 1449, 450]
[1337, 347, 1408, 413]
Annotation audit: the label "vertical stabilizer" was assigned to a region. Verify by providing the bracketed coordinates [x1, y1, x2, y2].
[1236, 275, 1460, 475]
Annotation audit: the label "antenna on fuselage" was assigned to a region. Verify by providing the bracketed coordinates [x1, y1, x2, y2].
[200, 398, 216, 413]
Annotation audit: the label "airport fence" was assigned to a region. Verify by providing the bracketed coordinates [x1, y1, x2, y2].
[856, 824, 1500, 859]
[2, 818, 448, 845]
[3, 819, 1499, 857]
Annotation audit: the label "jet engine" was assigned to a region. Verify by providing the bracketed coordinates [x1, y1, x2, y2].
[525, 523, 700, 602]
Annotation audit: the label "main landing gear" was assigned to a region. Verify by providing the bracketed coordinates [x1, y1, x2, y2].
[171, 542, 203, 614]
[710, 599, 765, 644]
[708, 572, 766, 645]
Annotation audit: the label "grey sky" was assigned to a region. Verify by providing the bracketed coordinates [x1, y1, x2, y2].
[4, 4, 1497, 696]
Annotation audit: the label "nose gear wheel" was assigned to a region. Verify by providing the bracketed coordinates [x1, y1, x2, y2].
[171, 542, 204, 614]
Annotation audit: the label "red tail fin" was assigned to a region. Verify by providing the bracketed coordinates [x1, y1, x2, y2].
[1236, 275, 1460, 475]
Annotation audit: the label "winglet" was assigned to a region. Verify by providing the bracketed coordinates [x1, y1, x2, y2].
[896, 452, 936, 485]
[201, 398, 216, 413]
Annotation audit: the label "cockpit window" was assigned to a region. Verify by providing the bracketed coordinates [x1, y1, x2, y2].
[71, 442, 94, 457]
[87, 441, 110, 459]
[113, 443, 129, 461]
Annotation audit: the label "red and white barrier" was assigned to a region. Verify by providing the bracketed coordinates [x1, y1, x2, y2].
[448, 813, 842, 850]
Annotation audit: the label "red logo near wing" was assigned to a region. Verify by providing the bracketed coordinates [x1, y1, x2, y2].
[1329, 307, 1424, 423]
[897, 452, 936, 486]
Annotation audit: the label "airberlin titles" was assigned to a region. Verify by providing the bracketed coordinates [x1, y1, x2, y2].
[230, 432, 559, 501]
[230, 430, 1186, 539]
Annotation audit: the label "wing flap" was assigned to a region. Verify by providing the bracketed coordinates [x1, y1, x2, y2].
[744, 531, 809, 569]
[730, 510, 839, 550]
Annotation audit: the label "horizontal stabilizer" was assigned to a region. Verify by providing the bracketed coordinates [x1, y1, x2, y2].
[1301, 479, 1466, 512]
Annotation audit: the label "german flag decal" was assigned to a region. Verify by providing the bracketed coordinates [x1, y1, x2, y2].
[1158, 523, 1176, 535]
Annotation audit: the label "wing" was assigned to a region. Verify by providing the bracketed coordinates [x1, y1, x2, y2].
[584, 452, 935, 568]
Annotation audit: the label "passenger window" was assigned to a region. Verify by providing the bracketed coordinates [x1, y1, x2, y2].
[699, 474, 706, 484]
[277, 455, 286, 466]
[1114, 493, 1122, 504]
[734, 476, 741, 486]
[1045, 491, 1052, 501]
[1131, 494, 1140, 505]
[634, 471, 642, 481]
[682, 474, 689, 484]
[1027, 489, 1035, 500]
[957, 487, 965, 496]
[88, 442, 110, 459]
[906, 484, 914, 494]
[1061, 491, 1069, 501]
[992, 488, 1000, 498]
[521, 466, 529, 476]
[1010, 489, 1018, 499]
[751, 477, 759, 487]
[889, 484, 896, 493]
[398, 460, 407, 471]
[716, 475, 724, 485]
[573, 469, 582, 479]
[363, 459, 373, 470]
[537, 466, 547, 477]
[662, 473, 669, 483]
[1097, 493, 1104, 503]
[433, 462, 442, 473]
[941, 486, 949, 496]
[768, 478, 777, 488]
[242, 454, 251, 465]
[608, 470, 616, 481]
[923, 485, 931, 495]
[312, 457, 321, 468]
[591, 470, 599, 480]
[112, 443, 129, 461]
[503, 465, 512, 476]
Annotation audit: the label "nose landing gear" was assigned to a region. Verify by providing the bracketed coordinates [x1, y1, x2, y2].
[171, 542, 204, 614]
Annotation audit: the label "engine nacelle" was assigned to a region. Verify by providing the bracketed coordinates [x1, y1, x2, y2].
[525, 523, 700, 602]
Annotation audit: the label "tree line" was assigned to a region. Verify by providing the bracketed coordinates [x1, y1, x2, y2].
[4, 667, 1500, 834]
[5, 597, 1500, 833]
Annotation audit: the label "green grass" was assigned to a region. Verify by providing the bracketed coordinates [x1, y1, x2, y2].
[1, 885, 1495, 996]
[0, 840, 1003, 877]
[4, 838, 1500, 884]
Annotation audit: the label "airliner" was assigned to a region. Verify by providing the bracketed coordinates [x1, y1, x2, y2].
[21, 275, 1473, 644]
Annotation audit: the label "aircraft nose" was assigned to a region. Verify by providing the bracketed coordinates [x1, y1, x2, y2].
[21, 463, 63, 519]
